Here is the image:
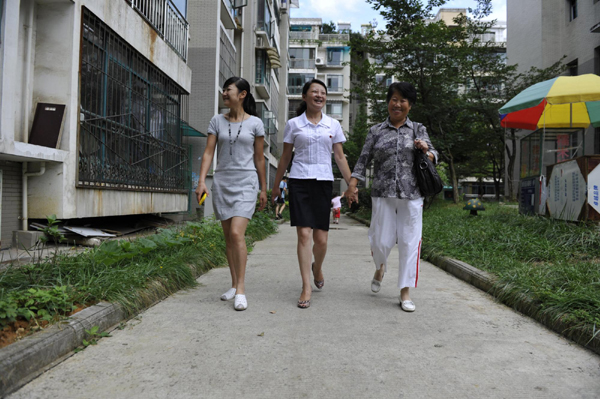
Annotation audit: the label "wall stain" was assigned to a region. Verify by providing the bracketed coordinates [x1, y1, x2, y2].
[149, 27, 157, 63]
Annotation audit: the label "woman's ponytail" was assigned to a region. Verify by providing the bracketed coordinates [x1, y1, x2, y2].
[296, 101, 307, 117]
[243, 92, 258, 117]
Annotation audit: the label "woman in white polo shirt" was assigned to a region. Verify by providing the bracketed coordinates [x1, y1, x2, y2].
[271, 79, 353, 309]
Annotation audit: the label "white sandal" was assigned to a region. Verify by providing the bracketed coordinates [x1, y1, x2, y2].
[234, 294, 247, 311]
[220, 288, 236, 301]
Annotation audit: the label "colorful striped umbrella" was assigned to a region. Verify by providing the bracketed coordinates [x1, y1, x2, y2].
[499, 74, 600, 130]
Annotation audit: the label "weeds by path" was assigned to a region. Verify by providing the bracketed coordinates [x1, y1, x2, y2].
[0, 212, 277, 342]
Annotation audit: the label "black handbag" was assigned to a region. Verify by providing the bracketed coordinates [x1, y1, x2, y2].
[413, 123, 443, 197]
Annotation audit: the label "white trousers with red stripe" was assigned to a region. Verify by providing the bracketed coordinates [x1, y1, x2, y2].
[368, 197, 423, 289]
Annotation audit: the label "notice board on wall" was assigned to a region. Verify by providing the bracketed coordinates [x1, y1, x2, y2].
[28, 103, 66, 149]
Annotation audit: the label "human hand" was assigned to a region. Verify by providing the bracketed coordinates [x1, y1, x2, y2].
[195, 183, 208, 204]
[259, 190, 267, 211]
[344, 187, 359, 206]
[414, 139, 429, 153]
[271, 186, 281, 204]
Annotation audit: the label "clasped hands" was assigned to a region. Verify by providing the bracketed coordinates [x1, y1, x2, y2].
[344, 186, 359, 207]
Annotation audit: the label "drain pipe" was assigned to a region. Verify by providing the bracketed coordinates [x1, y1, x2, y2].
[22, 162, 46, 231]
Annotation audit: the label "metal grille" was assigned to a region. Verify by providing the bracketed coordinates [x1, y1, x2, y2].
[79, 8, 188, 193]
[219, 27, 237, 88]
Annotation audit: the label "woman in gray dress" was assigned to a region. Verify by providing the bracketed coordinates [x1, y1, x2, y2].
[195, 77, 267, 311]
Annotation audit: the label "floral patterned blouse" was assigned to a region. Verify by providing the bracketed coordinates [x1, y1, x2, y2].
[351, 117, 438, 199]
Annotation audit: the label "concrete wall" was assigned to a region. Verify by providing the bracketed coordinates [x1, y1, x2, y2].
[0, 0, 194, 227]
[187, 0, 222, 218]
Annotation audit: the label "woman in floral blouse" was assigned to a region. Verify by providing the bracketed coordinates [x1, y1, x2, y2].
[345, 82, 438, 312]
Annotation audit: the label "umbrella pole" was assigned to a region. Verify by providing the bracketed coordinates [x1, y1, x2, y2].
[570, 103, 573, 128]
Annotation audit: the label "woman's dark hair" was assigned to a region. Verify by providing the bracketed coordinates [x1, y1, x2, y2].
[223, 77, 257, 117]
[296, 79, 328, 116]
[386, 82, 417, 105]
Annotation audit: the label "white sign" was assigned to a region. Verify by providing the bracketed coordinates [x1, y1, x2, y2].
[547, 160, 586, 221]
[587, 164, 600, 214]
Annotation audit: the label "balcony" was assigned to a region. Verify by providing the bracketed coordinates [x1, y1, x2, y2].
[127, 0, 189, 61]
[256, 71, 271, 99]
[290, 58, 315, 69]
[319, 33, 349, 43]
[256, 20, 272, 47]
[288, 86, 303, 95]
[290, 31, 318, 41]
[221, 0, 236, 29]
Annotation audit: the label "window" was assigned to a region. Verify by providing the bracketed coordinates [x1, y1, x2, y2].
[79, 8, 188, 192]
[257, 0, 271, 36]
[289, 48, 315, 68]
[569, 0, 577, 21]
[327, 48, 343, 66]
[288, 73, 314, 94]
[326, 102, 343, 118]
[567, 59, 578, 76]
[327, 75, 343, 92]
[255, 50, 271, 90]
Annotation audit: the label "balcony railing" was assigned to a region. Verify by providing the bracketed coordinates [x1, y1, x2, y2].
[290, 58, 315, 69]
[290, 31, 318, 40]
[127, 0, 189, 61]
[327, 85, 344, 93]
[288, 86, 304, 95]
[319, 33, 349, 42]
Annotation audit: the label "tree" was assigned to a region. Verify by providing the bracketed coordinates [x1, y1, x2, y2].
[350, 0, 566, 203]
[321, 21, 336, 34]
[352, 0, 493, 202]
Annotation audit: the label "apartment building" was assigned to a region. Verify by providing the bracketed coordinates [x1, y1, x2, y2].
[506, 0, 600, 196]
[187, 0, 293, 218]
[287, 18, 351, 133]
[0, 0, 192, 248]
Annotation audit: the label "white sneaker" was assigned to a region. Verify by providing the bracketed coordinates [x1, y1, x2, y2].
[220, 288, 236, 301]
[400, 300, 416, 312]
[234, 294, 247, 311]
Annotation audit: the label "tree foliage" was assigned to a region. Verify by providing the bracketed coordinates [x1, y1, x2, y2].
[349, 0, 565, 202]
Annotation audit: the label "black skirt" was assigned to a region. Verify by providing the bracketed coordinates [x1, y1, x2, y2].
[288, 178, 333, 231]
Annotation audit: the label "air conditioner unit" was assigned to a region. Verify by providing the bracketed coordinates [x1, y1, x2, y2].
[256, 37, 265, 47]
[315, 57, 325, 66]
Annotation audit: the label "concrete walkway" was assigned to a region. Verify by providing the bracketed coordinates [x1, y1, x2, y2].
[9, 216, 600, 398]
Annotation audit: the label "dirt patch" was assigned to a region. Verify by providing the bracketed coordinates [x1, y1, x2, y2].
[0, 303, 92, 349]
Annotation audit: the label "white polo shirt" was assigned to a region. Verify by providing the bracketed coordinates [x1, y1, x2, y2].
[284, 112, 346, 181]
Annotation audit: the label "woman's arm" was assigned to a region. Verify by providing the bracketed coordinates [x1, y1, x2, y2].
[254, 136, 267, 211]
[415, 124, 438, 163]
[333, 143, 352, 185]
[195, 134, 218, 203]
[271, 143, 294, 203]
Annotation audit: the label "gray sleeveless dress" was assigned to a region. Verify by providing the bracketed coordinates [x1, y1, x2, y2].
[207, 114, 265, 221]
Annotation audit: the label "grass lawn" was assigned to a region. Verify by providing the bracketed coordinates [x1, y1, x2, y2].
[350, 200, 600, 333]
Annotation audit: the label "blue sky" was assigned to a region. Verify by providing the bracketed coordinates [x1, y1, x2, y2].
[291, 0, 507, 32]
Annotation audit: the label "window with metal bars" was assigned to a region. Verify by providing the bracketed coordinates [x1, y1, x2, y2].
[79, 8, 188, 192]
